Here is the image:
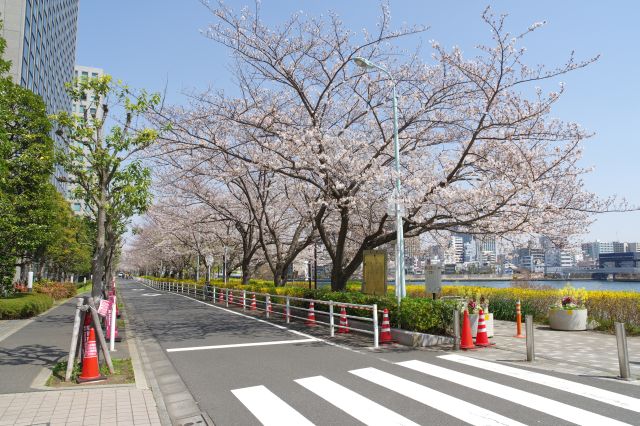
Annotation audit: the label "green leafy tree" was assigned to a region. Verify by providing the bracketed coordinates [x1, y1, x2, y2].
[0, 20, 57, 294]
[43, 191, 93, 279]
[52, 75, 160, 297]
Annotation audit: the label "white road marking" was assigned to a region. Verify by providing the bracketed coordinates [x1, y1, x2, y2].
[398, 360, 631, 426]
[350, 367, 525, 426]
[232, 385, 314, 426]
[167, 338, 317, 353]
[136, 281, 370, 356]
[440, 354, 640, 414]
[141, 293, 162, 297]
[295, 375, 420, 426]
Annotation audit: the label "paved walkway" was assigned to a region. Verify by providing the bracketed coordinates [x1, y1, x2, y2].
[472, 320, 640, 380]
[0, 388, 161, 426]
[0, 290, 168, 425]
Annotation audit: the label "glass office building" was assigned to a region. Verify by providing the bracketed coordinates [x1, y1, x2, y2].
[0, 0, 80, 195]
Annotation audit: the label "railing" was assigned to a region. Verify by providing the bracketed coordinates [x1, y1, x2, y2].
[138, 278, 379, 348]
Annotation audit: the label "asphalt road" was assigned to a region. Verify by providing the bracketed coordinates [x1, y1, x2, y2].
[120, 279, 640, 426]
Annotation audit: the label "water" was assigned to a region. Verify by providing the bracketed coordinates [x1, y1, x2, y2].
[421, 279, 640, 292]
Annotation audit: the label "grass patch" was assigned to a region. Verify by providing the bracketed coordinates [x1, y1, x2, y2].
[47, 358, 135, 387]
[75, 283, 92, 294]
[0, 293, 53, 319]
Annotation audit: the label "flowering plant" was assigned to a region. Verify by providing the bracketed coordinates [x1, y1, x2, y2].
[461, 292, 489, 314]
[551, 285, 586, 310]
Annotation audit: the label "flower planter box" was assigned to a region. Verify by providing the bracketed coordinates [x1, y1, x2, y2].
[469, 313, 494, 337]
[548, 308, 587, 331]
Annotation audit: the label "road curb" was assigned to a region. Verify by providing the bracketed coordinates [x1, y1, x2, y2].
[122, 280, 211, 425]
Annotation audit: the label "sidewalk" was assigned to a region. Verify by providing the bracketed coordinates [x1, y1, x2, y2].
[0, 297, 79, 393]
[473, 319, 640, 380]
[0, 292, 168, 425]
[0, 388, 161, 426]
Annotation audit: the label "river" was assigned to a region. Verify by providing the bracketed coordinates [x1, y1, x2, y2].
[422, 279, 640, 292]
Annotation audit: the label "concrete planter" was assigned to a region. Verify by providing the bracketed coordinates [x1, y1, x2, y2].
[390, 328, 453, 347]
[548, 308, 587, 331]
[469, 313, 494, 337]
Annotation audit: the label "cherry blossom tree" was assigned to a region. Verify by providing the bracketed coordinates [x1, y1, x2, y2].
[150, 3, 617, 290]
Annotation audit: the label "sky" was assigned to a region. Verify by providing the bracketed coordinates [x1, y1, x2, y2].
[76, 0, 640, 242]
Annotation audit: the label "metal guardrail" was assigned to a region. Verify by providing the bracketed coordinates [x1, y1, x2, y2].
[138, 278, 380, 348]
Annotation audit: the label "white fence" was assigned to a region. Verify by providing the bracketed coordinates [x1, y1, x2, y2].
[139, 278, 380, 348]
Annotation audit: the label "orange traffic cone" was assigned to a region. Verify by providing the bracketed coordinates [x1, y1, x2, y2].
[338, 306, 349, 333]
[475, 309, 490, 347]
[379, 308, 392, 344]
[515, 300, 525, 338]
[229, 292, 234, 305]
[78, 328, 105, 383]
[218, 289, 224, 304]
[460, 310, 475, 350]
[306, 302, 316, 326]
[250, 294, 257, 310]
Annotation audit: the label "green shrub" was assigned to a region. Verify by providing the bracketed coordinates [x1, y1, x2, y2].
[0, 293, 53, 319]
[397, 298, 457, 335]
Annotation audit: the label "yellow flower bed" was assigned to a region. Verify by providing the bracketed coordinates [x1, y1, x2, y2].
[440, 285, 640, 326]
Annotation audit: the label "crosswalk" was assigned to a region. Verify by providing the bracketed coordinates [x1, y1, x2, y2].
[231, 355, 639, 426]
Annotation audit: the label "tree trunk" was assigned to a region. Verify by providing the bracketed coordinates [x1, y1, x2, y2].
[241, 265, 250, 285]
[91, 198, 107, 298]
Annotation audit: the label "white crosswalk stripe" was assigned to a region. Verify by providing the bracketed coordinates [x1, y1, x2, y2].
[231, 385, 315, 426]
[397, 360, 631, 426]
[295, 375, 420, 426]
[231, 358, 634, 426]
[440, 354, 640, 414]
[350, 367, 525, 426]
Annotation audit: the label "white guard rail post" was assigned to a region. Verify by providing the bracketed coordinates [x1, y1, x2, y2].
[146, 280, 380, 348]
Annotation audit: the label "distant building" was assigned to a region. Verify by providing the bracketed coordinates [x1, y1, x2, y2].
[518, 248, 545, 272]
[613, 241, 628, 253]
[581, 241, 614, 262]
[0, 0, 80, 196]
[628, 243, 640, 252]
[545, 248, 575, 268]
[404, 236, 423, 258]
[68, 65, 105, 216]
[599, 252, 640, 269]
[446, 236, 464, 264]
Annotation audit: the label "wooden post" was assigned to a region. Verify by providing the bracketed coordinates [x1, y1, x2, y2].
[87, 298, 114, 374]
[65, 298, 84, 381]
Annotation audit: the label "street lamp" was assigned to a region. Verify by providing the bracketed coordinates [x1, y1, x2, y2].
[352, 56, 406, 303]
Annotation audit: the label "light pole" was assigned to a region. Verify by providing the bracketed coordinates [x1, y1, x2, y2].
[353, 56, 406, 303]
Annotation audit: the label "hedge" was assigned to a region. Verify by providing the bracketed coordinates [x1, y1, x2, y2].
[0, 293, 53, 319]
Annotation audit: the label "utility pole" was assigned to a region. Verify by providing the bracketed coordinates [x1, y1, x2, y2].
[223, 246, 228, 287]
[314, 242, 318, 289]
[195, 254, 200, 282]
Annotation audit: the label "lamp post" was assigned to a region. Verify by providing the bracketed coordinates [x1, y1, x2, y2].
[353, 57, 406, 303]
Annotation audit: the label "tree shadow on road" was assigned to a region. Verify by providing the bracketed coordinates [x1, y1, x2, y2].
[0, 344, 66, 366]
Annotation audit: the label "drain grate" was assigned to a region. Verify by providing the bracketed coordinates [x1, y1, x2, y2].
[175, 413, 211, 426]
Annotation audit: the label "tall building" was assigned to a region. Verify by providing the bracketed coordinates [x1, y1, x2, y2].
[446, 235, 464, 264]
[0, 0, 80, 195]
[68, 65, 104, 216]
